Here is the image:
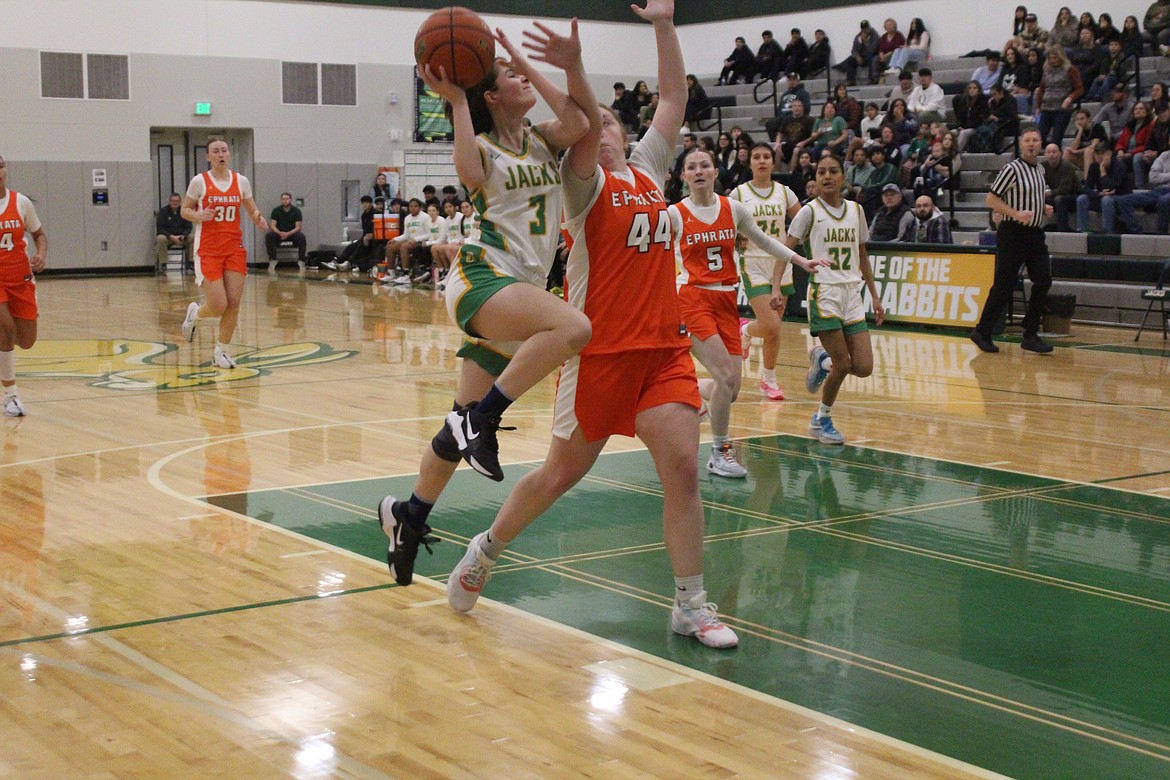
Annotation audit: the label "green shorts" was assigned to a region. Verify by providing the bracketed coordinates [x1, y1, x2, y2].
[807, 281, 869, 336]
[445, 244, 524, 337]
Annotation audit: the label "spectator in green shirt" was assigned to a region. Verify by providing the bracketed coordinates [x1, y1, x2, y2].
[266, 192, 306, 267]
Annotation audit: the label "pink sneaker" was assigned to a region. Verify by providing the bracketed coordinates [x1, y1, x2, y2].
[759, 378, 785, 401]
[738, 318, 752, 360]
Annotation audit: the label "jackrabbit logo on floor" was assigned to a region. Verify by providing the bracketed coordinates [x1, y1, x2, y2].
[14, 340, 356, 389]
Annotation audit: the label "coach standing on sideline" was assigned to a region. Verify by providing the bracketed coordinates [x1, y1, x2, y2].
[970, 127, 1054, 354]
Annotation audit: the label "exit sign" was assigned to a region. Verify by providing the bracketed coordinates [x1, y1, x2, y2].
[194, 102, 212, 116]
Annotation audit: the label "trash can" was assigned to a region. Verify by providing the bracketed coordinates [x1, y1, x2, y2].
[1042, 294, 1076, 336]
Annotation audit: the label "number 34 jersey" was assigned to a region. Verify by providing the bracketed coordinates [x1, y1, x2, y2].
[186, 171, 252, 257]
[787, 197, 868, 286]
[561, 158, 688, 357]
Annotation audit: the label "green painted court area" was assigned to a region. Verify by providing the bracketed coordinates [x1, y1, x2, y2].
[207, 435, 1170, 780]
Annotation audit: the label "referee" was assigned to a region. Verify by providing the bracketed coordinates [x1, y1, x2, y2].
[970, 127, 1055, 354]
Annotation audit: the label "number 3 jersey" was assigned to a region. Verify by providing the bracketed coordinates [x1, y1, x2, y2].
[561, 127, 688, 355]
[787, 197, 868, 286]
[464, 127, 563, 288]
[186, 170, 252, 257]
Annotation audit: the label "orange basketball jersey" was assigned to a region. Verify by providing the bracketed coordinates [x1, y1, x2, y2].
[674, 196, 739, 287]
[194, 171, 244, 257]
[0, 191, 31, 285]
[564, 165, 688, 355]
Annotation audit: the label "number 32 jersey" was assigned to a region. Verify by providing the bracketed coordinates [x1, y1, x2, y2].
[787, 197, 867, 285]
[186, 171, 252, 257]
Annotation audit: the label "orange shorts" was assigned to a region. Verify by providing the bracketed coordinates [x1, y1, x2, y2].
[0, 279, 38, 320]
[195, 248, 248, 285]
[552, 345, 700, 442]
[677, 284, 740, 354]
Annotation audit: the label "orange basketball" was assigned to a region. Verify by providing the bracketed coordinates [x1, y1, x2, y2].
[414, 7, 496, 90]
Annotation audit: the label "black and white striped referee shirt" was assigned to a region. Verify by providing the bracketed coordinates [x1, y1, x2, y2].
[989, 156, 1047, 229]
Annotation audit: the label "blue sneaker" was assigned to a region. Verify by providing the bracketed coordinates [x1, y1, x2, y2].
[809, 413, 845, 445]
[805, 346, 829, 393]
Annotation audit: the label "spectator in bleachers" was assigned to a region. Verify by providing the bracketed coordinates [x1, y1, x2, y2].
[1019, 13, 1050, 51]
[907, 68, 946, 124]
[899, 195, 953, 243]
[879, 125, 904, 166]
[611, 82, 639, 132]
[955, 81, 991, 151]
[983, 82, 1020, 151]
[1095, 13, 1121, 47]
[1144, 2, 1170, 53]
[804, 29, 830, 78]
[1120, 15, 1144, 58]
[860, 146, 898, 219]
[777, 71, 811, 117]
[869, 183, 914, 240]
[914, 134, 961, 200]
[1086, 39, 1134, 101]
[420, 184, 439, 210]
[874, 19, 906, 80]
[1012, 5, 1029, 40]
[1136, 102, 1170, 187]
[1094, 84, 1136, 144]
[699, 136, 716, 154]
[1114, 101, 1155, 182]
[845, 147, 875, 200]
[886, 71, 916, 111]
[790, 149, 817, 199]
[784, 29, 811, 78]
[889, 18, 930, 74]
[720, 146, 751, 190]
[773, 100, 814, 166]
[1076, 146, 1132, 231]
[714, 131, 734, 171]
[1050, 7, 1079, 49]
[999, 46, 1036, 115]
[832, 83, 864, 135]
[632, 80, 653, 112]
[972, 52, 1003, 95]
[808, 101, 849, 159]
[637, 91, 659, 140]
[666, 133, 699, 202]
[882, 98, 919, 151]
[1150, 82, 1169, 113]
[1078, 12, 1097, 38]
[1068, 28, 1104, 92]
[1041, 143, 1081, 232]
[1063, 108, 1108, 175]
[836, 20, 878, 87]
[370, 172, 393, 201]
[1114, 148, 1170, 232]
[848, 102, 885, 157]
[441, 185, 460, 208]
[1035, 45, 1083, 149]
[717, 37, 755, 86]
[684, 75, 710, 131]
[755, 30, 785, 82]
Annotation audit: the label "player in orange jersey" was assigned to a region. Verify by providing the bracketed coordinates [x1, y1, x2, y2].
[0, 155, 48, 417]
[671, 148, 829, 477]
[448, 0, 754, 649]
[179, 139, 267, 369]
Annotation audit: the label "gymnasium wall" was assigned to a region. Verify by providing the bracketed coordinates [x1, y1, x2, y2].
[0, 0, 1125, 270]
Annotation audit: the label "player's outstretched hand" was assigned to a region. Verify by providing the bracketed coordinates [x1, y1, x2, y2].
[522, 19, 582, 71]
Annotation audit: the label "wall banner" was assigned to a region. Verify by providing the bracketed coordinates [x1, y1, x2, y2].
[865, 243, 996, 327]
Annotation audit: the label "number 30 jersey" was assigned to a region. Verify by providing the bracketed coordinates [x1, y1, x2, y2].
[560, 129, 688, 356]
[787, 197, 868, 285]
[186, 171, 251, 257]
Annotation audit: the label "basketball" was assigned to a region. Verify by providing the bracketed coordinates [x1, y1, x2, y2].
[414, 7, 496, 90]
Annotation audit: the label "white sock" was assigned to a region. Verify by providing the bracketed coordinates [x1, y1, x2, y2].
[3, 385, 16, 399]
[478, 530, 508, 561]
[817, 403, 833, 418]
[215, 342, 230, 353]
[675, 574, 705, 605]
[760, 367, 776, 383]
[713, 435, 729, 450]
[0, 349, 14, 383]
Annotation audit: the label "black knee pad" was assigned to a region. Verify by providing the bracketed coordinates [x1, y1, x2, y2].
[431, 401, 463, 462]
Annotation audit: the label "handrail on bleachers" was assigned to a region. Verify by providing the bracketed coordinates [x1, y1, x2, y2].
[695, 95, 738, 135]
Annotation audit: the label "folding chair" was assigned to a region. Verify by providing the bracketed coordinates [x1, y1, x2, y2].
[1134, 260, 1170, 341]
